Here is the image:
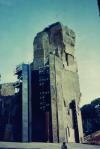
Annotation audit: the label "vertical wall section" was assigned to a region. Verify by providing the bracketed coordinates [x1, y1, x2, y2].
[22, 64, 29, 142]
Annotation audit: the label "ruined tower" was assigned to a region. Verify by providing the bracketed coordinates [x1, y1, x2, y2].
[0, 22, 83, 143]
[32, 22, 83, 143]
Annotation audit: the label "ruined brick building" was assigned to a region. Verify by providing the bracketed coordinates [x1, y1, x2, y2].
[0, 83, 22, 141]
[0, 22, 83, 143]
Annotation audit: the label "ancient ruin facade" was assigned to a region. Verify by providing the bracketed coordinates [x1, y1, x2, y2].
[0, 83, 22, 141]
[32, 22, 83, 143]
[0, 22, 83, 143]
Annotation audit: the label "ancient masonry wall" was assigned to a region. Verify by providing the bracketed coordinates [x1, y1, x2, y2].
[0, 83, 15, 96]
[49, 54, 82, 142]
[33, 22, 84, 143]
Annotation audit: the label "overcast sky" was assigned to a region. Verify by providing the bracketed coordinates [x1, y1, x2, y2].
[0, 0, 100, 106]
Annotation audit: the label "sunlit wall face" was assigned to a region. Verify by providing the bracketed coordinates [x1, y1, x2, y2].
[0, 0, 100, 106]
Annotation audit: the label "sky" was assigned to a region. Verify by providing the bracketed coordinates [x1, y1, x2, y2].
[0, 0, 100, 106]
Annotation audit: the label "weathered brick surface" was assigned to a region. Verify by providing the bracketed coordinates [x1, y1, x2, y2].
[0, 83, 15, 96]
[33, 22, 83, 143]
